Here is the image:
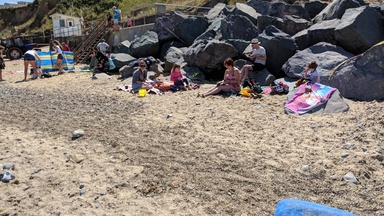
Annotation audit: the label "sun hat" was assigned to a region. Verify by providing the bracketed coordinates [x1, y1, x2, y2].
[251, 38, 261, 44]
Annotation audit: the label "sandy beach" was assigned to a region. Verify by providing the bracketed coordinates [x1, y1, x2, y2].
[0, 53, 383, 215]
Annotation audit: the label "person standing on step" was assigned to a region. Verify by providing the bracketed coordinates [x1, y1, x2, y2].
[241, 38, 267, 84]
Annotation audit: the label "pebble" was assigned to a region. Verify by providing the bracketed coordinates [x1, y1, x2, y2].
[79, 183, 85, 189]
[344, 143, 354, 150]
[302, 165, 309, 172]
[344, 172, 358, 184]
[1, 171, 15, 183]
[167, 114, 173, 118]
[341, 153, 349, 158]
[254, 105, 263, 109]
[195, 102, 201, 105]
[80, 189, 86, 195]
[3, 163, 14, 170]
[72, 129, 85, 140]
[361, 146, 368, 152]
[33, 167, 43, 174]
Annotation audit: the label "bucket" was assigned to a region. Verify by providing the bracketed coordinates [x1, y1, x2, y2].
[138, 89, 146, 97]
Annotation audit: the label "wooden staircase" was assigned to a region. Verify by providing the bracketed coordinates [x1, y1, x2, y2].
[73, 18, 110, 64]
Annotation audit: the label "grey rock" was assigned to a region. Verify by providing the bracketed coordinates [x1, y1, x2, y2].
[328, 42, 384, 101]
[1, 171, 15, 183]
[344, 172, 358, 184]
[3, 163, 14, 170]
[313, 0, 365, 23]
[33, 167, 43, 174]
[110, 53, 136, 69]
[247, 0, 272, 15]
[72, 129, 85, 140]
[173, 16, 209, 46]
[80, 189, 86, 195]
[304, 1, 328, 19]
[341, 153, 349, 158]
[129, 31, 159, 58]
[335, 6, 384, 54]
[183, 39, 238, 72]
[302, 165, 310, 172]
[233, 2, 261, 25]
[282, 42, 354, 85]
[259, 26, 298, 77]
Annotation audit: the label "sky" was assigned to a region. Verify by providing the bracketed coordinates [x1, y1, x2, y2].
[0, 0, 33, 5]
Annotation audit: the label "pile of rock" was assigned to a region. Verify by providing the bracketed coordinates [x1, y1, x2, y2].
[112, 0, 384, 101]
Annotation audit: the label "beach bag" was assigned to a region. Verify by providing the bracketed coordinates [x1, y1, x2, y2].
[108, 58, 116, 70]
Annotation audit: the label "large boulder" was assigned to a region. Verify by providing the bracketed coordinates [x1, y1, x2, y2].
[182, 65, 206, 82]
[328, 42, 384, 101]
[269, 2, 310, 20]
[293, 19, 340, 50]
[258, 25, 298, 77]
[159, 40, 185, 61]
[164, 46, 184, 73]
[312, 0, 365, 23]
[285, 88, 349, 114]
[116, 40, 131, 54]
[282, 15, 311, 36]
[335, 6, 384, 55]
[257, 15, 284, 33]
[225, 39, 251, 57]
[205, 3, 227, 20]
[173, 16, 209, 46]
[128, 31, 159, 58]
[153, 17, 176, 41]
[197, 15, 259, 41]
[282, 42, 354, 86]
[110, 53, 136, 69]
[247, 0, 272, 15]
[304, 1, 328, 19]
[233, 3, 261, 25]
[183, 39, 238, 72]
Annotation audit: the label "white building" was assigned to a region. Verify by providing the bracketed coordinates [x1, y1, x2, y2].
[50, 13, 83, 38]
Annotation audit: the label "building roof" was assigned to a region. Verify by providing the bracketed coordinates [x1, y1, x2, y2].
[49, 13, 81, 19]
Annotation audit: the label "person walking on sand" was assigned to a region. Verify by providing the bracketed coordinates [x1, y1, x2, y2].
[52, 40, 65, 75]
[0, 45, 5, 81]
[23, 49, 42, 80]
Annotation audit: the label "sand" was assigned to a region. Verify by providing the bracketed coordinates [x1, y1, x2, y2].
[0, 52, 383, 215]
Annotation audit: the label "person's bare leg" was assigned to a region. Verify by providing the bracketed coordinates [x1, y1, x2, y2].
[241, 65, 252, 81]
[56, 59, 64, 73]
[0, 69, 3, 81]
[30, 61, 38, 78]
[24, 61, 29, 80]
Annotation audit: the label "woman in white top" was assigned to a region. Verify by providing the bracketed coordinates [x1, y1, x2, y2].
[52, 40, 65, 75]
[24, 49, 42, 80]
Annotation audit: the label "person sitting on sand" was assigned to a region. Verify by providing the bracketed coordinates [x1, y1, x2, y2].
[198, 57, 241, 98]
[23, 48, 42, 80]
[170, 63, 191, 91]
[132, 60, 153, 92]
[304, 61, 320, 83]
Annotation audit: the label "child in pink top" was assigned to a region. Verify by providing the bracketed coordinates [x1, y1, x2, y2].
[170, 64, 191, 90]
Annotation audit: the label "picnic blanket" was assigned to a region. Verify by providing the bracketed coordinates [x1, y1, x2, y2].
[38, 51, 74, 73]
[284, 83, 336, 115]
